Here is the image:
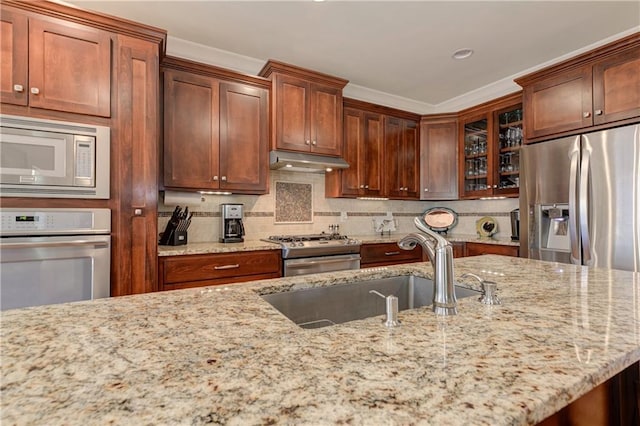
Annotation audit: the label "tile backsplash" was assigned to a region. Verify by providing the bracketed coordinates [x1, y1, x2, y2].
[158, 170, 519, 242]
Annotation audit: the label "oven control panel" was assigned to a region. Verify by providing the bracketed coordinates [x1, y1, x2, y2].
[0, 208, 110, 236]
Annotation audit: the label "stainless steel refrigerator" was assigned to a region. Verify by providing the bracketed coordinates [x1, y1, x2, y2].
[520, 124, 640, 272]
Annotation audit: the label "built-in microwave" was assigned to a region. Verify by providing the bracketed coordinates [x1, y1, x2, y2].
[0, 114, 110, 199]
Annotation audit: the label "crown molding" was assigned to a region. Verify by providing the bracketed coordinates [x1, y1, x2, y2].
[166, 26, 640, 115]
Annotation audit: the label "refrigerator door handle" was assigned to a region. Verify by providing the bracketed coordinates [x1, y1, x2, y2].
[568, 147, 581, 264]
[579, 146, 592, 265]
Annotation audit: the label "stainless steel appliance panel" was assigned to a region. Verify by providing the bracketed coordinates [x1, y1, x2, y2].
[582, 126, 640, 271]
[283, 254, 361, 277]
[520, 135, 578, 263]
[0, 208, 111, 310]
[0, 235, 111, 310]
[520, 124, 640, 272]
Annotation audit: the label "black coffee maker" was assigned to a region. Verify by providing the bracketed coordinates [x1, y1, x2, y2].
[510, 208, 520, 241]
[220, 203, 245, 243]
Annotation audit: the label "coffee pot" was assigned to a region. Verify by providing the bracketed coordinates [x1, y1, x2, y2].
[220, 204, 245, 243]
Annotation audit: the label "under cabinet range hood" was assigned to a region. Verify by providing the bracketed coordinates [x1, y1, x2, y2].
[269, 150, 349, 173]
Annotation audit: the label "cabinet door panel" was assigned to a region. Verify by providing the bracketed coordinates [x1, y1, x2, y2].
[420, 120, 458, 200]
[384, 117, 403, 198]
[466, 242, 518, 257]
[363, 113, 384, 196]
[339, 108, 363, 197]
[0, 8, 27, 106]
[29, 17, 111, 117]
[163, 70, 219, 189]
[524, 66, 592, 139]
[593, 49, 640, 125]
[311, 84, 342, 156]
[112, 35, 159, 296]
[219, 82, 269, 193]
[402, 120, 419, 198]
[276, 75, 309, 151]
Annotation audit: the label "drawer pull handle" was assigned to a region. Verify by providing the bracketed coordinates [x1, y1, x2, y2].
[385, 251, 400, 256]
[214, 264, 240, 270]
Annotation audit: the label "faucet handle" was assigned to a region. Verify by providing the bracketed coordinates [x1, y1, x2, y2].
[369, 290, 401, 327]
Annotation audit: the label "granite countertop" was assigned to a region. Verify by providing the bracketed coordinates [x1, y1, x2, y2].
[159, 234, 519, 256]
[2, 256, 639, 425]
[158, 239, 280, 256]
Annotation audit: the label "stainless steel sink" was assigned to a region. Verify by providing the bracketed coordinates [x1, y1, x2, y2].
[262, 275, 480, 329]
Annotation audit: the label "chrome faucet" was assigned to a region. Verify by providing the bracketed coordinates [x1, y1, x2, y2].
[398, 217, 457, 315]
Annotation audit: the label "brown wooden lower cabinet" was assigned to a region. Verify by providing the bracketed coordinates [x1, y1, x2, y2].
[537, 361, 639, 426]
[451, 241, 466, 258]
[158, 250, 282, 291]
[465, 242, 519, 257]
[360, 242, 423, 268]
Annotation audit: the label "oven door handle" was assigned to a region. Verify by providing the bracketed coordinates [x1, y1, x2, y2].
[288, 257, 360, 268]
[0, 239, 110, 249]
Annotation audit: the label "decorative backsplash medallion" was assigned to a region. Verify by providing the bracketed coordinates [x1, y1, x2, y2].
[275, 182, 313, 223]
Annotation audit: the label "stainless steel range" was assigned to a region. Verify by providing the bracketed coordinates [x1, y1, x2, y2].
[263, 233, 361, 277]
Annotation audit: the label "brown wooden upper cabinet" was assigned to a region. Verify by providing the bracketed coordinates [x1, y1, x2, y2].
[326, 104, 385, 198]
[162, 58, 270, 194]
[516, 33, 640, 141]
[259, 60, 348, 157]
[385, 117, 420, 199]
[420, 114, 458, 200]
[458, 92, 522, 199]
[0, 6, 112, 117]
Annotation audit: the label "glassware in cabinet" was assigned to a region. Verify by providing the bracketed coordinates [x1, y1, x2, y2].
[462, 117, 490, 194]
[496, 106, 522, 193]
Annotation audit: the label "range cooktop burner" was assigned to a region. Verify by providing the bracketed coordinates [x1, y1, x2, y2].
[262, 232, 361, 259]
[266, 232, 348, 243]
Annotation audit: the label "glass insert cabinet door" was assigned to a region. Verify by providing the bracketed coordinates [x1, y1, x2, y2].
[496, 106, 522, 194]
[463, 117, 490, 194]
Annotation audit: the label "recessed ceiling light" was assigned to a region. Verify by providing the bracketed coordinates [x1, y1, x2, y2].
[452, 48, 474, 60]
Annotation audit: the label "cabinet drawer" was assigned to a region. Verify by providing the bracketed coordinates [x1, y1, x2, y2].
[465, 242, 519, 257]
[360, 242, 423, 267]
[160, 250, 281, 285]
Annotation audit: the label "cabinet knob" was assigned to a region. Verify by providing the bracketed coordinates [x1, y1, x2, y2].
[359, 184, 365, 189]
[221, 176, 227, 181]
[493, 184, 497, 189]
[583, 111, 591, 118]
[133, 208, 143, 216]
[13, 84, 24, 93]
[305, 140, 310, 145]
[595, 109, 603, 116]
[30, 87, 40, 95]
[424, 188, 429, 192]
[213, 176, 219, 181]
[364, 185, 369, 189]
[312, 140, 317, 146]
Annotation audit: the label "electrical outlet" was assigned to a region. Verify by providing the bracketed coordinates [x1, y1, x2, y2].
[340, 211, 348, 222]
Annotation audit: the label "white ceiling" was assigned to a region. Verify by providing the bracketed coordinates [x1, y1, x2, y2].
[68, 1, 640, 113]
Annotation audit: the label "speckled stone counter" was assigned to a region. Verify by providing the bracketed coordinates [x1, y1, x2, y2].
[2, 256, 639, 425]
[355, 233, 520, 247]
[158, 239, 280, 256]
[159, 234, 518, 257]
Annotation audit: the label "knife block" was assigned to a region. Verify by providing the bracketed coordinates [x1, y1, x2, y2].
[168, 230, 187, 246]
[159, 227, 188, 246]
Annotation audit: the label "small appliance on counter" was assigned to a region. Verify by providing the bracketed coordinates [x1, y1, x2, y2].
[510, 208, 520, 241]
[159, 206, 192, 246]
[220, 203, 245, 243]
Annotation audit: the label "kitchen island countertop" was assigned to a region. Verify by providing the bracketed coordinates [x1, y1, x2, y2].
[2, 255, 638, 425]
[158, 233, 518, 257]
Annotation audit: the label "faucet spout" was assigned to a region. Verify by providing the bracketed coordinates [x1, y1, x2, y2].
[398, 218, 457, 315]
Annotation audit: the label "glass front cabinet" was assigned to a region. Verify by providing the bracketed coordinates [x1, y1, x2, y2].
[459, 92, 522, 199]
